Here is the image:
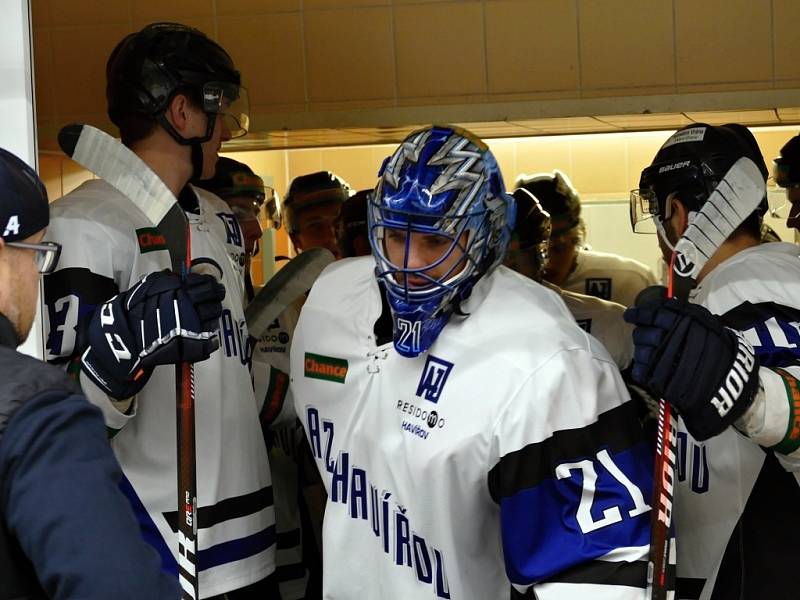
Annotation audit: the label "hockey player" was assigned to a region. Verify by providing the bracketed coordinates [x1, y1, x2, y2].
[197, 158, 322, 599]
[625, 123, 800, 599]
[284, 171, 349, 259]
[336, 189, 371, 258]
[0, 147, 180, 599]
[505, 187, 633, 370]
[290, 125, 655, 599]
[516, 170, 657, 305]
[196, 156, 279, 300]
[774, 132, 800, 230]
[43, 23, 277, 598]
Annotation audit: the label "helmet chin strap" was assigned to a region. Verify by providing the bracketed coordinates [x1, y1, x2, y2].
[654, 210, 698, 253]
[157, 112, 215, 183]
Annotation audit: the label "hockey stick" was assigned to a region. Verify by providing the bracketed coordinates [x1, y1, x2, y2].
[58, 123, 200, 600]
[646, 156, 765, 600]
[245, 248, 335, 339]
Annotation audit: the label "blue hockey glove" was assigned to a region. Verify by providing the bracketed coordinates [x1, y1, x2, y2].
[623, 286, 759, 441]
[80, 270, 226, 399]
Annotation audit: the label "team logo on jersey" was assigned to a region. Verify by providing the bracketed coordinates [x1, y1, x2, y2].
[585, 278, 612, 300]
[415, 355, 453, 403]
[305, 352, 348, 383]
[217, 212, 243, 248]
[135, 227, 167, 253]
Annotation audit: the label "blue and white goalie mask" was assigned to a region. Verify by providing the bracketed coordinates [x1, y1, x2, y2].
[368, 125, 515, 358]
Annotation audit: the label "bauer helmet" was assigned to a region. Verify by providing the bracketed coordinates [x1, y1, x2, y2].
[631, 123, 768, 234]
[368, 125, 515, 358]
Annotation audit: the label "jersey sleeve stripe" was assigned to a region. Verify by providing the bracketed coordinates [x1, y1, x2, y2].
[488, 401, 644, 502]
[540, 557, 653, 588]
[163, 485, 274, 531]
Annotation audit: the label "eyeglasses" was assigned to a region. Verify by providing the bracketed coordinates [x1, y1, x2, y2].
[6, 241, 62, 274]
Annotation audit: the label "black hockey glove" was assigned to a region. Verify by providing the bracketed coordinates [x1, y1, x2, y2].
[623, 287, 759, 441]
[80, 270, 226, 399]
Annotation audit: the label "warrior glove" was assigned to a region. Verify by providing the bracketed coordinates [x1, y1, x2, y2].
[81, 270, 225, 399]
[623, 286, 759, 441]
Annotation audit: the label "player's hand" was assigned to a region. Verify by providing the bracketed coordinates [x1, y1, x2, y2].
[623, 286, 759, 441]
[80, 270, 226, 399]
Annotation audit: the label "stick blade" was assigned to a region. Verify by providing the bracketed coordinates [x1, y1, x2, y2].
[246, 248, 335, 338]
[57, 123, 83, 158]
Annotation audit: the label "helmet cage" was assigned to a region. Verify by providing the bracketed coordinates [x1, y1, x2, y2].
[369, 199, 489, 304]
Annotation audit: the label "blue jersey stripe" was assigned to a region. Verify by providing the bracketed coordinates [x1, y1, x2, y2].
[198, 525, 276, 571]
[500, 443, 652, 585]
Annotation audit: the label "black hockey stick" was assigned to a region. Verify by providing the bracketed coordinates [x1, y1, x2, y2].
[245, 248, 334, 339]
[58, 123, 200, 600]
[646, 156, 765, 600]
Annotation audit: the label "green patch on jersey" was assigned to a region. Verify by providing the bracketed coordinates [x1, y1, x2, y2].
[136, 227, 167, 253]
[304, 352, 348, 384]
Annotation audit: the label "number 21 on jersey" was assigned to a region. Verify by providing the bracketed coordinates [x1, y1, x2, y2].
[556, 449, 651, 534]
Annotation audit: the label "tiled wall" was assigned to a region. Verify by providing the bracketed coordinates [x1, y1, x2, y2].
[39, 125, 800, 281]
[32, 0, 800, 149]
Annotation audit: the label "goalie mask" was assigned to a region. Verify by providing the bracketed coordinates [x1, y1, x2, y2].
[368, 125, 515, 358]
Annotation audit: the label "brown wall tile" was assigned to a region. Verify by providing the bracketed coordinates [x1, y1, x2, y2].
[50, 24, 133, 117]
[305, 7, 395, 102]
[31, 0, 51, 28]
[306, 0, 389, 8]
[216, 0, 301, 14]
[676, 0, 772, 85]
[50, 0, 131, 26]
[395, 2, 486, 98]
[774, 0, 800, 82]
[486, 0, 579, 94]
[219, 13, 306, 106]
[131, 0, 214, 21]
[580, 0, 674, 90]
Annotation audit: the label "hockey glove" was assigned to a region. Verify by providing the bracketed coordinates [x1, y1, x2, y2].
[623, 287, 759, 441]
[80, 270, 226, 399]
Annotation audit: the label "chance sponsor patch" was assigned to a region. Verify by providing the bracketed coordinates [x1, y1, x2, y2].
[136, 227, 167, 253]
[304, 352, 348, 383]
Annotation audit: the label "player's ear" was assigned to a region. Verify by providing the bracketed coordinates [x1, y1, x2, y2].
[668, 196, 690, 236]
[164, 93, 193, 134]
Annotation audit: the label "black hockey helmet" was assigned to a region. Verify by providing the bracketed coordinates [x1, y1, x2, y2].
[631, 123, 768, 233]
[195, 157, 280, 228]
[336, 189, 369, 258]
[514, 170, 579, 237]
[774, 133, 800, 188]
[283, 171, 350, 234]
[504, 187, 551, 280]
[107, 22, 248, 147]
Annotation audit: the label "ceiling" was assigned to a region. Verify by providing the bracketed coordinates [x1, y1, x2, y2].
[224, 108, 800, 152]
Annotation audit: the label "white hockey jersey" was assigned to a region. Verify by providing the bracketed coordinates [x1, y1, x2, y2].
[43, 180, 275, 598]
[542, 280, 633, 370]
[675, 242, 800, 600]
[291, 258, 654, 600]
[251, 295, 310, 600]
[563, 249, 657, 307]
